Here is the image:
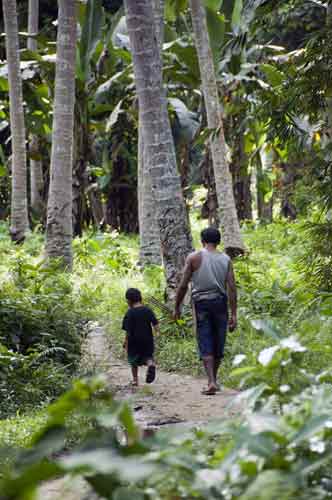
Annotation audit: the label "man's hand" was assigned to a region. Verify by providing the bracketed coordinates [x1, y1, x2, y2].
[229, 315, 237, 332]
[123, 337, 128, 350]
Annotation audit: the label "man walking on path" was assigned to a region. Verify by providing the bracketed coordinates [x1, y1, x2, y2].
[174, 227, 237, 395]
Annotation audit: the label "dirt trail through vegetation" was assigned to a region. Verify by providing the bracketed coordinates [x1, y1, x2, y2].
[38, 323, 241, 499]
[110, 357, 240, 428]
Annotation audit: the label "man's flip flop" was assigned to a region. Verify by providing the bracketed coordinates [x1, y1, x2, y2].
[201, 387, 217, 396]
[146, 365, 156, 384]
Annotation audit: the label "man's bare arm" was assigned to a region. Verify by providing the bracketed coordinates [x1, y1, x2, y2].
[174, 256, 194, 318]
[226, 261, 237, 331]
[153, 323, 160, 336]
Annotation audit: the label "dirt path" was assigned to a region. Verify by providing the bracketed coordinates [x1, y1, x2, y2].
[110, 360, 240, 428]
[38, 323, 241, 499]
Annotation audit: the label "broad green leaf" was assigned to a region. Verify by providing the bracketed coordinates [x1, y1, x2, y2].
[94, 68, 131, 104]
[251, 319, 281, 340]
[118, 403, 140, 442]
[60, 450, 155, 481]
[79, 0, 104, 81]
[165, 0, 188, 22]
[113, 487, 145, 500]
[230, 366, 256, 377]
[166, 40, 200, 84]
[239, 470, 298, 500]
[231, 0, 243, 32]
[169, 97, 199, 143]
[0, 76, 9, 91]
[204, 0, 223, 10]
[260, 63, 285, 88]
[206, 8, 225, 66]
[220, 0, 236, 21]
[291, 414, 331, 445]
[106, 100, 124, 132]
[0, 462, 63, 497]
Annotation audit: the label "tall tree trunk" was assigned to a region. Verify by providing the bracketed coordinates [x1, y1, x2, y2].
[45, 0, 76, 268]
[326, 3, 332, 136]
[124, 0, 193, 295]
[256, 149, 273, 222]
[138, 0, 165, 265]
[3, 0, 29, 242]
[72, 100, 89, 237]
[201, 146, 220, 227]
[230, 133, 252, 221]
[189, 0, 245, 257]
[138, 127, 162, 263]
[28, 0, 44, 220]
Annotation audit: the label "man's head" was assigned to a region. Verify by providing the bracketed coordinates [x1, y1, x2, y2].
[125, 288, 142, 306]
[201, 227, 221, 248]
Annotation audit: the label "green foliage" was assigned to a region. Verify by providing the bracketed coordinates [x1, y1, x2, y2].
[78, 0, 105, 81]
[3, 345, 332, 500]
[0, 230, 87, 417]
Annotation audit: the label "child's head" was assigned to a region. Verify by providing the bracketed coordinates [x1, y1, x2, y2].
[125, 288, 142, 306]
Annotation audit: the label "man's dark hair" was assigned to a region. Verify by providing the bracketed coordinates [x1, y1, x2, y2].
[125, 288, 142, 304]
[201, 227, 221, 246]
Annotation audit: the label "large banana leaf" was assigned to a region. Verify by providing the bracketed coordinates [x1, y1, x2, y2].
[165, 0, 188, 21]
[206, 7, 226, 66]
[79, 0, 105, 81]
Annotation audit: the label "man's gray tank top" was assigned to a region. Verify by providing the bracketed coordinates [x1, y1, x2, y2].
[192, 249, 230, 302]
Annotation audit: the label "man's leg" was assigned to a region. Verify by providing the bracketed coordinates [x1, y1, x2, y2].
[214, 357, 222, 383]
[195, 301, 217, 394]
[203, 355, 217, 390]
[211, 296, 228, 390]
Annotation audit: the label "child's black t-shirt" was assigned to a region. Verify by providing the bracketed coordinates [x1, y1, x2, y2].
[122, 306, 158, 364]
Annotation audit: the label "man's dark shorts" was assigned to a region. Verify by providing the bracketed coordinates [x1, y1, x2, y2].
[194, 295, 228, 359]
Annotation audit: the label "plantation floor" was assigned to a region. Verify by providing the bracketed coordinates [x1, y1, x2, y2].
[110, 361, 241, 428]
[38, 324, 242, 499]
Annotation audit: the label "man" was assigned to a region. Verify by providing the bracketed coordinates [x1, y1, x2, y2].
[174, 227, 237, 395]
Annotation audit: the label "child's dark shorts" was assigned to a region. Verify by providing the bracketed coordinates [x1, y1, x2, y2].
[194, 295, 228, 359]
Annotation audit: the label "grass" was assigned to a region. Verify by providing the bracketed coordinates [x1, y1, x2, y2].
[0, 213, 330, 456]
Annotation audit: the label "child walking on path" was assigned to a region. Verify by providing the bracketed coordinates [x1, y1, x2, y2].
[122, 288, 159, 386]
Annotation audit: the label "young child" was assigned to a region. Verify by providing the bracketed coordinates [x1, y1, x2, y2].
[122, 288, 159, 386]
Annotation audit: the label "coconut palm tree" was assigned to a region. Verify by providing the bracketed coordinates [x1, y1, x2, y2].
[28, 0, 44, 219]
[45, 0, 77, 268]
[3, 0, 29, 242]
[124, 0, 193, 294]
[138, 0, 165, 266]
[189, 0, 245, 256]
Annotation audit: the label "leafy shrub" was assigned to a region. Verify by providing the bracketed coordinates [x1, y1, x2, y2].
[3, 342, 332, 500]
[0, 248, 86, 417]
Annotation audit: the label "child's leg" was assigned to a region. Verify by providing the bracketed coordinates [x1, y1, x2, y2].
[131, 365, 138, 386]
[146, 358, 156, 383]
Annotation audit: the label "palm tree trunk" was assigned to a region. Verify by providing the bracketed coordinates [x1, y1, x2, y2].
[3, 0, 29, 242]
[326, 3, 332, 134]
[45, 0, 77, 268]
[28, 0, 44, 219]
[138, 125, 162, 264]
[124, 0, 193, 295]
[138, 0, 165, 266]
[189, 0, 245, 257]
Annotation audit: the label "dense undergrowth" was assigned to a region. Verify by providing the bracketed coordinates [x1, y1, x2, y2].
[1, 215, 332, 498]
[0, 215, 331, 416]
